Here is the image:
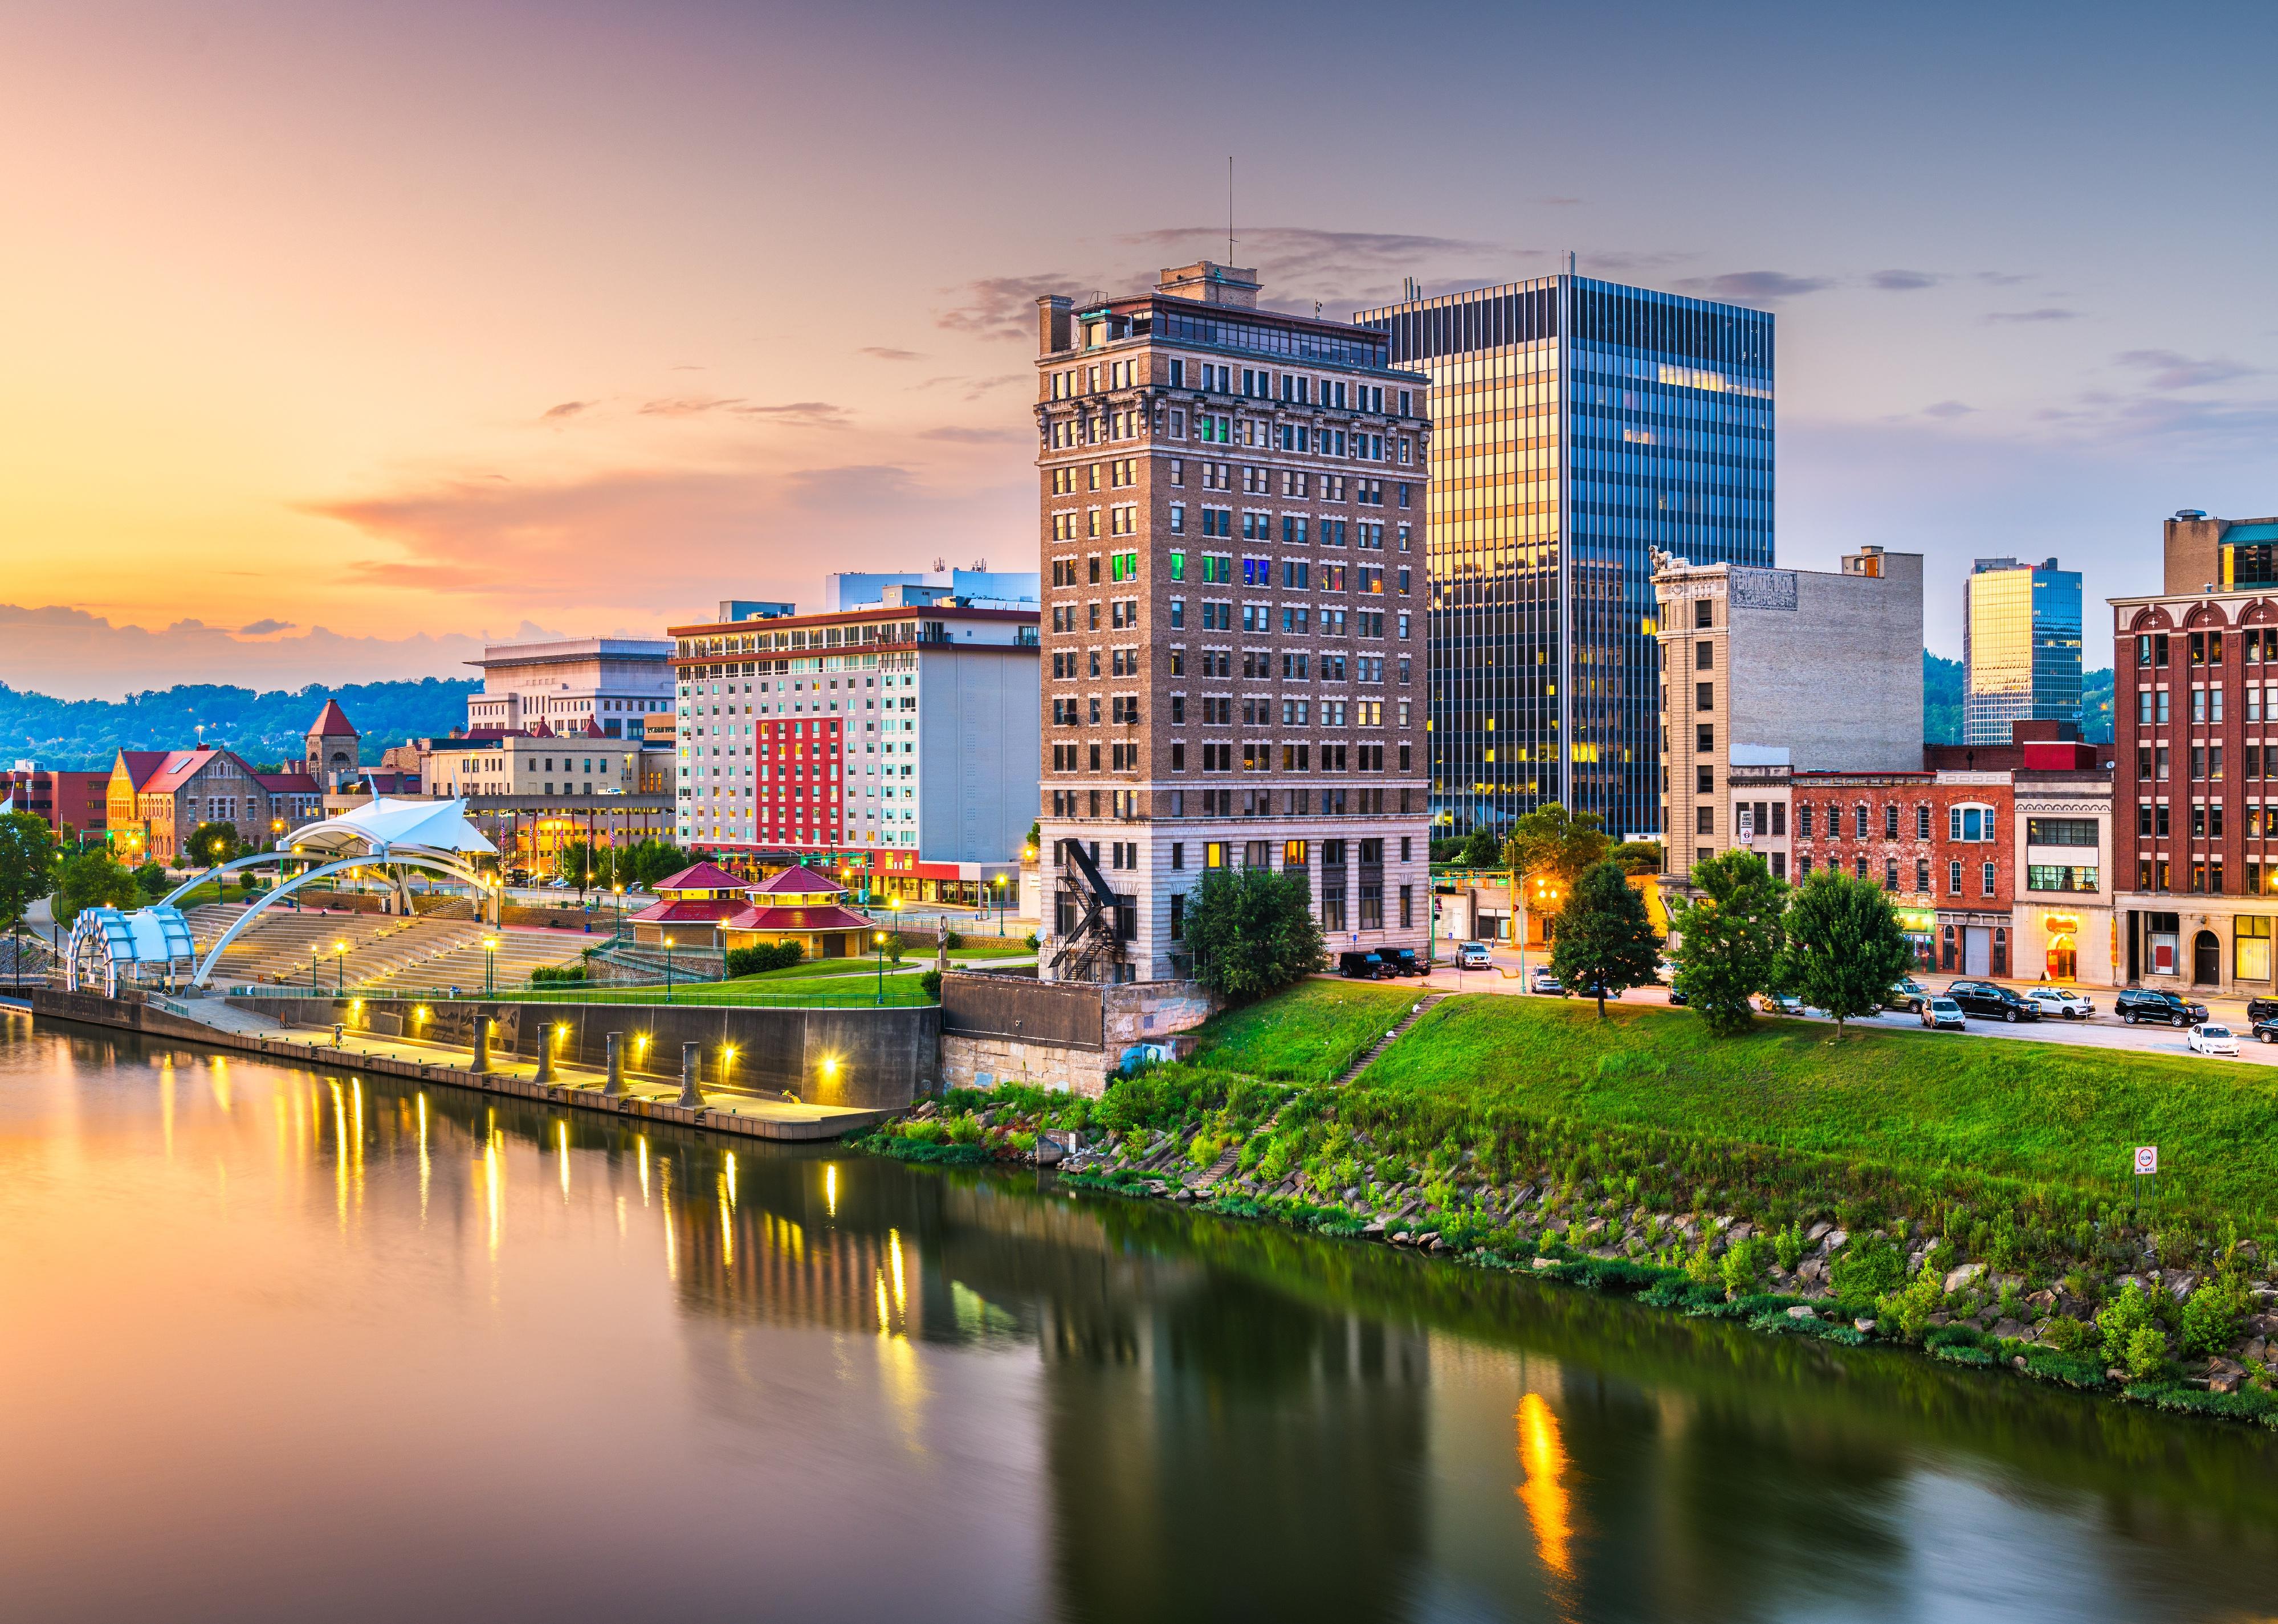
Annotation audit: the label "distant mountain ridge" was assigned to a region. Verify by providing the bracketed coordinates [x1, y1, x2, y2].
[1, 678, 479, 770]
[1924, 652, 2112, 746]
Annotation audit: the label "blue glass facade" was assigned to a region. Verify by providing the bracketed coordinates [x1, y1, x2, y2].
[1963, 557, 2083, 745]
[1356, 276, 1774, 839]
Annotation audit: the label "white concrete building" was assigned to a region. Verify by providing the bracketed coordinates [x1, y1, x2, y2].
[465, 636, 675, 740]
[667, 599, 1041, 874]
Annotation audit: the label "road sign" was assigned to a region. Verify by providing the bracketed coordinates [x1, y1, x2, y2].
[2134, 1145, 2159, 1176]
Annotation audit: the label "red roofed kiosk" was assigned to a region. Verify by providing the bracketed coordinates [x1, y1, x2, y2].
[628, 863, 874, 958]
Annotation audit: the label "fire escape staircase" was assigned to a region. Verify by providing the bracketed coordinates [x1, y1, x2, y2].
[1047, 839, 1126, 985]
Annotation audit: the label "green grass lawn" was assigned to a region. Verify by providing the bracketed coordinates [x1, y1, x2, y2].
[1184, 980, 1427, 1084]
[1345, 994, 2278, 1218]
[494, 974, 932, 1007]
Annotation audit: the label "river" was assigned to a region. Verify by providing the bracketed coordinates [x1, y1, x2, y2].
[5, 1013, 2276, 1623]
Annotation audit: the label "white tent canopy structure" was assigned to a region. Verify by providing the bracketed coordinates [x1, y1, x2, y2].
[65, 906, 195, 996]
[116, 797, 508, 990]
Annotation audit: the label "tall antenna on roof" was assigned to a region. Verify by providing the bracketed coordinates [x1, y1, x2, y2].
[1228, 156, 1235, 262]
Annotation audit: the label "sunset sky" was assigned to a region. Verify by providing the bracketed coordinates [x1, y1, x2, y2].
[5, 0, 2276, 698]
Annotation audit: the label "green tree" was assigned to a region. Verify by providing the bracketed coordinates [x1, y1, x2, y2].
[1460, 824, 1503, 868]
[182, 821, 243, 891]
[1548, 860, 1661, 1017]
[1184, 867, 1325, 1001]
[1502, 803, 1611, 892]
[1608, 839, 1664, 876]
[134, 860, 172, 901]
[0, 812, 58, 933]
[1779, 868, 1917, 1037]
[1668, 850, 1787, 1036]
[54, 850, 139, 929]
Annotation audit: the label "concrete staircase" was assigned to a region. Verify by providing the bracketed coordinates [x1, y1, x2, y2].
[1185, 1143, 1243, 1188]
[1334, 994, 1445, 1086]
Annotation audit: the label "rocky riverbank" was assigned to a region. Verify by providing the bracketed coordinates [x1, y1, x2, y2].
[859, 1083, 2278, 1429]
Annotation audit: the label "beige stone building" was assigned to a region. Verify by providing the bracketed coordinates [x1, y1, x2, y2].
[1032, 260, 1433, 982]
[1652, 546, 1924, 886]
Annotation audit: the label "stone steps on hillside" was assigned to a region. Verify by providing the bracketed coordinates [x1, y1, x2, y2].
[1334, 994, 1445, 1086]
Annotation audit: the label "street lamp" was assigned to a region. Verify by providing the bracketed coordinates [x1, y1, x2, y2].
[874, 930, 888, 1006]
[612, 883, 625, 937]
[663, 934, 676, 1003]
[992, 872, 1008, 935]
[333, 939, 347, 995]
[483, 935, 499, 996]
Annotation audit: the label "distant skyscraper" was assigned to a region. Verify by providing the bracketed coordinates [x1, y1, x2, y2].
[1963, 557, 2082, 745]
[1356, 275, 1774, 839]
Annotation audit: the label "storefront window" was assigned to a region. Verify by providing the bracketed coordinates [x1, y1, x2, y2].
[2238, 916, 2272, 982]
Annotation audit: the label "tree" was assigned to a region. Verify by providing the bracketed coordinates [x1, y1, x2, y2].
[1549, 860, 1662, 1017]
[182, 821, 242, 887]
[1608, 839, 1664, 876]
[0, 812, 58, 934]
[1779, 868, 1916, 1036]
[1667, 850, 1787, 1036]
[1184, 867, 1325, 1001]
[54, 850, 139, 929]
[1459, 825, 1503, 868]
[1502, 803, 1611, 892]
[134, 860, 171, 901]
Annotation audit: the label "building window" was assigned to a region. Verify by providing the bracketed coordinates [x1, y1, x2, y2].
[1992, 927, 2008, 978]
[1883, 804, 1899, 839]
[1693, 599, 1711, 629]
[1399, 885, 1412, 929]
[1359, 884, 1383, 931]
[1696, 683, 1714, 712]
[1696, 765, 1714, 794]
[1885, 859, 1899, 892]
[1916, 858, 1930, 892]
[1694, 640, 1713, 670]
[1169, 893, 1185, 941]
[1696, 723, 1714, 753]
[2238, 916, 2271, 981]
[1854, 856, 1868, 880]
[1948, 860, 1962, 895]
[1982, 862, 1996, 897]
[1695, 806, 1713, 835]
[1853, 803, 1868, 839]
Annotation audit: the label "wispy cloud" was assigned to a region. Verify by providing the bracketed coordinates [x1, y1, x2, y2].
[919, 425, 1023, 443]
[541, 399, 593, 419]
[1922, 400, 1975, 419]
[237, 618, 297, 635]
[859, 346, 923, 362]
[634, 396, 849, 426]
[1983, 308, 2080, 324]
[1868, 269, 1944, 291]
[2116, 349, 2261, 390]
[638, 395, 743, 418]
[1676, 270, 1837, 302]
[934, 274, 1072, 339]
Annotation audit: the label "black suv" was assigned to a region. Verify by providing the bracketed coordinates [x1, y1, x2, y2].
[1943, 980, 2041, 1022]
[2248, 997, 2278, 1025]
[2115, 986, 2209, 1028]
[1384, 948, 1425, 977]
[1338, 950, 1397, 980]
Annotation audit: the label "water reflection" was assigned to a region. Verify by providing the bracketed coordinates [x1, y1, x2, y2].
[5, 1018, 2278, 1624]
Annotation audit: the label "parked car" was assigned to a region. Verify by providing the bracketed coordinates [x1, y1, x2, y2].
[2026, 987, 2096, 1019]
[1384, 947, 1425, 977]
[2189, 1022, 2241, 1057]
[2253, 1017, 2278, 1046]
[1920, 997, 1967, 1031]
[1455, 941, 1493, 970]
[2115, 986, 2209, 1028]
[1530, 968, 1566, 995]
[1888, 976, 1931, 1013]
[1338, 950, 1397, 980]
[2249, 997, 2278, 1025]
[1942, 980, 2041, 1022]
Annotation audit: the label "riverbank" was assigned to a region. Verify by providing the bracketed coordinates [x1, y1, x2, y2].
[856, 984, 2278, 1430]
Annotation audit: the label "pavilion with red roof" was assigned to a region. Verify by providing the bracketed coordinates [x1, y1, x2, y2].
[627, 863, 875, 958]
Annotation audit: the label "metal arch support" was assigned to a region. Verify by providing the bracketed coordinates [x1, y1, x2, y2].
[162, 845, 494, 913]
[159, 851, 299, 911]
[187, 851, 496, 989]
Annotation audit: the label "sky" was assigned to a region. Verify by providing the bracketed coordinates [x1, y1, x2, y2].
[3, 0, 2276, 699]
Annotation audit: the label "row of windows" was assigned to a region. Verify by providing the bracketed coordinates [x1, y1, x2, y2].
[2135, 630, 2278, 668]
[1171, 603, 1405, 638]
[1048, 742, 1409, 774]
[1046, 786, 1409, 821]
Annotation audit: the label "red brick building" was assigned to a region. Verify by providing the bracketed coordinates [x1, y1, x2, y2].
[1785, 770, 2017, 974]
[1, 768, 108, 842]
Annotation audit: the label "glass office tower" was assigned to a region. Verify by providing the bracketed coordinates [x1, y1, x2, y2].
[1356, 276, 1773, 839]
[1963, 556, 2083, 745]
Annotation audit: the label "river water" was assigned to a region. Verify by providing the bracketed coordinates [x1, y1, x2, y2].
[5, 1014, 2277, 1623]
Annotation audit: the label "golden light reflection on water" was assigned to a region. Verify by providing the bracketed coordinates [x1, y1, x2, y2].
[1515, 1392, 1576, 1584]
[328, 1078, 347, 1230]
[483, 1137, 501, 1259]
[416, 1093, 429, 1220]
[208, 1054, 231, 1114]
[889, 1228, 906, 1312]
[160, 1057, 174, 1159]
[557, 1120, 570, 1202]
[825, 1162, 837, 1218]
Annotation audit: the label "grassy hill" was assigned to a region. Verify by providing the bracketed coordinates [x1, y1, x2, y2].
[1, 678, 479, 769]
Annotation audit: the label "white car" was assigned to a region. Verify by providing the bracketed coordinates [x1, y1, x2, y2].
[2027, 988, 2095, 1019]
[1456, 941, 1492, 969]
[2189, 1022, 2240, 1057]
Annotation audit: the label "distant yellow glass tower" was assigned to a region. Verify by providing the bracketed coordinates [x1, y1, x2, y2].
[1964, 557, 2081, 745]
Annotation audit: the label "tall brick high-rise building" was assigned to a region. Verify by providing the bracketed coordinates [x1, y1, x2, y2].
[1033, 262, 1433, 983]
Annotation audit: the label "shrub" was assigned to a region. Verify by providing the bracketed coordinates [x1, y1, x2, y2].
[726, 941, 805, 977]
[529, 964, 586, 985]
[2180, 1271, 2255, 1356]
[2039, 1315, 2090, 1354]
[2125, 1325, 2169, 1382]
[1876, 1266, 1945, 1343]
[1184, 867, 1325, 1000]
[943, 929, 964, 951]
[1719, 1235, 1763, 1299]
[1025, 932, 1039, 951]
[2097, 1281, 2159, 1370]
[945, 1115, 983, 1145]
[919, 969, 942, 1001]
[1831, 1234, 1906, 1300]
[1772, 1221, 1805, 1272]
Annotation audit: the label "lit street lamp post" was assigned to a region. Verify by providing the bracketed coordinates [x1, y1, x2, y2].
[333, 939, 347, 995]
[612, 883, 625, 937]
[483, 936, 498, 997]
[663, 935, 676, 1003]
[992, 873, 1007, 935]
[874, 930, 888, 1006]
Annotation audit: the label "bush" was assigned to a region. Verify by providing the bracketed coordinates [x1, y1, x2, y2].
[529, 965, 586, 985]
[1876, 1266, 1945, 1343]
[2097, 1280, 2160, 1370]
[943, 929, 964, 951]
[1719, 1235, 1764, 1299]
[1831, 1234, 1906, 1300]
[2124, 1325, 2169, 1381]
[1184, 867, 1325, 1001]
[1772, 1221, 1805, 1272]
[2181, 1270, 2255, 1356]
[2039, 1315, 2090, 1354]
[919, 969, 942, 1001]
[725, 941, 805, 977]
[1025, 932, 1039, 951]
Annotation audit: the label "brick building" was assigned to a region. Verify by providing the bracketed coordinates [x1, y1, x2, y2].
[1033, 260, 1432, 982]
[105, 748, 324, 863]
[2111, 511, 2278, 991]
[1, 767, 108, 842]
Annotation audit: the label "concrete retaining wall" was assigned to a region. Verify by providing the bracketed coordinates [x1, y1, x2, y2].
[225, 994, 934, 1111]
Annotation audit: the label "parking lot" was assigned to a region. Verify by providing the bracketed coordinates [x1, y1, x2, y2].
[1411, 940, 2278, 1066]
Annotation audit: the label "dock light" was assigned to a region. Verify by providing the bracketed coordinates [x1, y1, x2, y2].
[820, 1055, 838, 1077]
[414, 1006, 430, 1023]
